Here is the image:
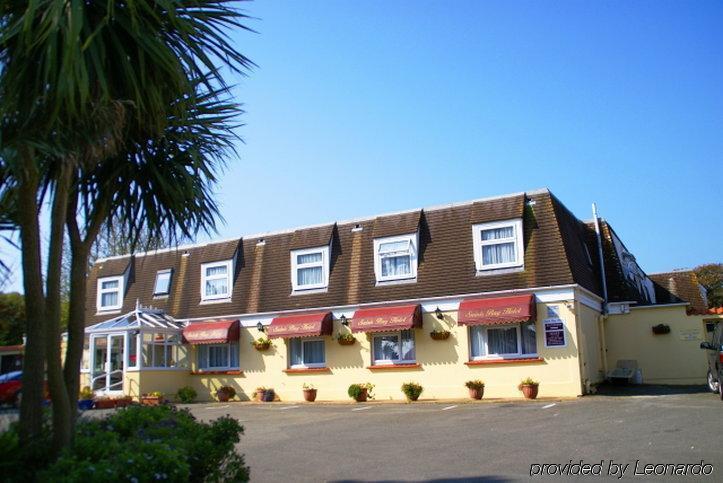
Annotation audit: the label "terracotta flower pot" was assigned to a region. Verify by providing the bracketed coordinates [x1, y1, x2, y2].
[303, 389, 317, 402]
[521, 384, 539, 399]
[354, 388, 368, 402]
[468, 387, 484, 400]
[217, 390, 231, 402]
[94, 399, 115, 410]
[263, 389, 275, 402]
[141, 396, 163, 406]
[256, 389, 265, 401]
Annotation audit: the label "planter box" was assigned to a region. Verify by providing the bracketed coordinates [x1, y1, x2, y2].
[141, 396, 164, 406]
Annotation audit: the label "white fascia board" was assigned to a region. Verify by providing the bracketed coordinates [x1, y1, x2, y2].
[181, 283, 598, 327]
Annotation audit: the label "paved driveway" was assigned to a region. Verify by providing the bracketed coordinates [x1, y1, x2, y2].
[183, 389, 722, 482]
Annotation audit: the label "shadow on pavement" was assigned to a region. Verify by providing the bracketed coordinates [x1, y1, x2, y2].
[333, 478, 512, 483]
[595, 382, 708, 396]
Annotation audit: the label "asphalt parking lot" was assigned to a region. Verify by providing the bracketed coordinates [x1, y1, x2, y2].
[179, 387, 721, 482]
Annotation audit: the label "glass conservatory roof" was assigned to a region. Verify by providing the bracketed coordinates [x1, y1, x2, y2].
[86, 307, 185, 333]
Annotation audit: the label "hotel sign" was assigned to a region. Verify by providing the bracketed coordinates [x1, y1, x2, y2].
[457, 294, 536, 326]
[544, 318, 566, 348]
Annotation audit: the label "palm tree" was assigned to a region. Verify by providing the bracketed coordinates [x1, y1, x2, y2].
[0, 1, 253, 449]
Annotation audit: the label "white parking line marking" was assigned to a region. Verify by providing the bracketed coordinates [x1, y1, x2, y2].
[541, 403, 556, 409]
[352, 406, 371, 411]
[442, 405, 458, 411]
[205, 405, 230, 410]
[278, 405, 299, 410]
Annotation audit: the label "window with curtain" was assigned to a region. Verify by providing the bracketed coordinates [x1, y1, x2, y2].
[472, 219, 523, 271]
[372, 330, 416, 364]
[374, 234, 418, 282]
[97, 276, 123, 311]
[291, 247, 329, 291]
[141, 332, 187, 368]
[469, 322, 537, 359]
[289, 338, 326, 368]
[201, 260, 232, 300]
[198, 343, 239, 370]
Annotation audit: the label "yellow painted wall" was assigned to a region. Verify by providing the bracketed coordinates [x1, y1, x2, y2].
[185, 302, 584, 402]
[605, 305, 711, 384]
[576, 302, 605, 389]
[123, 370, 190, 400]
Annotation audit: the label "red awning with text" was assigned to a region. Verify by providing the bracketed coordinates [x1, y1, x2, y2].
[183, 319, 240, 344]
[351, 304, 422, 333]
[457, 294, 536, 326]
[267, 312, 334, 339]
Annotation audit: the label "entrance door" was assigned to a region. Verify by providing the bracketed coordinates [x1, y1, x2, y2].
[91, 333, 125, 393]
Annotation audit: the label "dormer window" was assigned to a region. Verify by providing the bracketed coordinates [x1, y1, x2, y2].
[97, 276, 124, 312]
[201, 260, 233, 301]
[153, 269, 173, 296]
[373, 233, 418, 282]
[291, 246, 329, 291]
[472, 219, 524, 271]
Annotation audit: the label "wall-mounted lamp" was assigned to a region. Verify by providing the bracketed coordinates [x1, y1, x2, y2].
[435, 307, 444, 320]
[340, 315, 349, 326]
[256, 322, 265, 332]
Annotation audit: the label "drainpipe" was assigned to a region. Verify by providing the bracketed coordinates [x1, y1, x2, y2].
[592, 203, 608, 315]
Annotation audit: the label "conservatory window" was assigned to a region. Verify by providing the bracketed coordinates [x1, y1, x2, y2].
[291, 246, 329, 291]
[97, 276, 123, 311]
[472, 219, 524, 271]
[201, 260, 233, 301]
[197, 343, 239, 370]
[142, 333, 188, 369]
[469, 321, 537, 360]
[372, 330, 416, 365]
[373, 233, 418, 282]
[288, 338, 326, 368]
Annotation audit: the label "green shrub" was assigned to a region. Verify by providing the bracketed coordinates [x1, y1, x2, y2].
[177, 385, 198, 403]
[347, 383, 374, 400]
[1, 405, 249, 482]
[401, 382, 423, 401]
[465, 380, 485, 390]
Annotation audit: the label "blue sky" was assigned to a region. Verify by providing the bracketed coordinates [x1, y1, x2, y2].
[3, 0, 722, 291]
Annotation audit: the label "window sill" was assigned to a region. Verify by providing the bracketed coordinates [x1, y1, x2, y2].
[290, 287, 328, 296]
[465, 357, 544, 366]
[374, 278, 417, 287]
[95, 309, 122, 316]
[199, 298, 232, 305]
[191, 370, 243, 375]
[367, 363, 421, 371]
[283, 367, 331, 374]
[475, 266, 524, 277]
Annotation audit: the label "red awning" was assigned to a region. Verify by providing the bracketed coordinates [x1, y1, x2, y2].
[267, 312, 334, 339]
[183, 320, 240, 344]
[351, 304, 422, 333]
[458, 294, 536, 326]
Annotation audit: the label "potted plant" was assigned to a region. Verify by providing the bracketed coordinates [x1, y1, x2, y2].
[216, 385, 236, 402]
[518, 377, 540, 399]
[348, 383, 374, 402]
[465, 380, 485, 400]
[652, 323, 671, 335]
[255, 386, 266, 401]
[337, 333, 356, 346]
[176, 386, 197, 404]
[430, 329, 451, 341]
[263, 388, 276, 402]
[141, 391, 164, 406]
[302, 383, 317, 402]
[78, 386, 94, 410]
[93, 396, 115, 410]
[401, 382, 423, 402]
[252, 337, 272, 351]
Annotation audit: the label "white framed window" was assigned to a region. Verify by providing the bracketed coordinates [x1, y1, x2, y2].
[141, 333, 188, 369]
[288, 338, 326, 368]
[372, 330, 416, 365]
[472, 219, 524, 271]
[201, 260, 233, 301]
[373, 233, 418, 282]
[469, 321, 537, 360]
[153, 269, 173, 296]
[96, 276, 124, 312]
[197, 343, 239, 370]
[290, 246, 330, 291]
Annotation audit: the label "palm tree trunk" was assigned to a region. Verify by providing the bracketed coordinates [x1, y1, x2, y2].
[16, 147, 47, 443]
[44, 163, 74, 451]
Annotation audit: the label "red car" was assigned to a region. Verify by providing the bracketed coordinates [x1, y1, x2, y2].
[0, 371, 22, 407]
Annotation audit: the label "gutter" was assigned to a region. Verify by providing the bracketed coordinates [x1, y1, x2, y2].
[592, 203, 609, 315]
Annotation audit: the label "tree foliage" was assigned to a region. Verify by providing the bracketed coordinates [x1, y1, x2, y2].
[695, 263, 723, 308]
[0, 292, 24, 346]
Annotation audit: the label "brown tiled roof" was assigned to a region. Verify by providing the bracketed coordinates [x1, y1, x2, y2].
[649, 270, 708, 314]
[86, 189, 605, 325]
[289, 224, 335, 249]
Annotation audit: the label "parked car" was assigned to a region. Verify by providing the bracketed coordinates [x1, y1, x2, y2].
[700, 323, 723, 399]
[0, 371, 50, 408]
[0, 371, 22, 407]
